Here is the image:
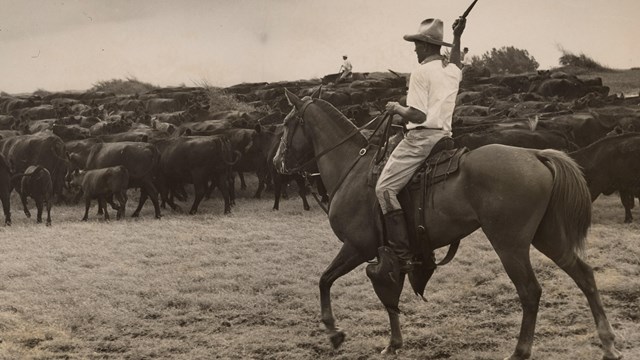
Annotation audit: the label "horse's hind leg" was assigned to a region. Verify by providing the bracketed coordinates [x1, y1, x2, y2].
[319, 242, 367, 349]
[493, 247, 541, 360]
[533, 240, 622, 360]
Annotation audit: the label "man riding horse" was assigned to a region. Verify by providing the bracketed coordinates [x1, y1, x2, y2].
[372, 17, 466, 283]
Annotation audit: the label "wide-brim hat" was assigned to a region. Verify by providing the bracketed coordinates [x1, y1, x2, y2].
[403, 18, 452, 47]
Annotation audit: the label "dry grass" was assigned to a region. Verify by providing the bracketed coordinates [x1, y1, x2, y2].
[593, 69, 640, 96]
[554, 67, 640, 96]
[0, 181, 637, 360]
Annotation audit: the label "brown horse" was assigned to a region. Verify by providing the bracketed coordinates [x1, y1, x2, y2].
[274, 89, 622, 360]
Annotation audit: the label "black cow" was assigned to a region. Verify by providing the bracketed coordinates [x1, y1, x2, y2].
[570, 133, 640, 223]
[454, 128, 579, 152]
[0, 134, 68, 203]
[183, 126, 270, 196]
[67, 141, 161, 218]
[542, 113, 616, 147]
[12, 165, 53, 225]
[141, 135, 239, 215]
[70, 165, 129, 221]
[52, 124, 90, 141]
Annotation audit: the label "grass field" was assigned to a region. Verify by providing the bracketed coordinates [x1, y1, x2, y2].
[0, 181, 637, 360]
[586, 69, 640, 96]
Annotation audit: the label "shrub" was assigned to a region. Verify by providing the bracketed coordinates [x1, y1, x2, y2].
[33, 88, 52, 97]
[91, 76, 158, 95]
[471, 46, 539, 74]
[557, 46, 608, 71]
[193, 79, 264, 114]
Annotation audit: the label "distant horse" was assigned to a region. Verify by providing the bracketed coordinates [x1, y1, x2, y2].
[273, 88, 622, 360]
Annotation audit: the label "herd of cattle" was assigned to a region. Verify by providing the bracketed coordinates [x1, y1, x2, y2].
[0, 67, 639, 226]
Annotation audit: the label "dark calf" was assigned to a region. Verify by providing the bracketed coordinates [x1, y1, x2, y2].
[70, 165, 129, 221]
[12, 165, 52, 225]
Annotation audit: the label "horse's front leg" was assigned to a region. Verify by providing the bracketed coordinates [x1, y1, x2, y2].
[319, 242, 366, 349]
[381, 306, 403, 355]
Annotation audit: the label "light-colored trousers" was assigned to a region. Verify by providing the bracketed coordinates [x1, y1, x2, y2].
[338, 70, 352, 80]
[375, 129, 449, 214]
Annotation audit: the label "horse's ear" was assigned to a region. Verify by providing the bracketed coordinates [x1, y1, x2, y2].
[311, 86, 322, 99]
[284, 88, 304, 110]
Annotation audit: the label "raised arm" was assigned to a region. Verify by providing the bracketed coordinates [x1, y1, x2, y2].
[449, 17, 467, 69]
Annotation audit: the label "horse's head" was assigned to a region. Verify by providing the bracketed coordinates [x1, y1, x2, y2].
[273, 88, 321, 175]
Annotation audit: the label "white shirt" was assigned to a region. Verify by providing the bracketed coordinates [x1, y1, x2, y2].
[341, 59, 352, 72]
[462, 52, 472, 66]
[406, 57, 462, 132]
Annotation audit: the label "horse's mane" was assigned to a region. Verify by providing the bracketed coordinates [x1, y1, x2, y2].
[313, 99, 368, 148]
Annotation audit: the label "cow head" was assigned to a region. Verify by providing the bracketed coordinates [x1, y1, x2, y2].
[67, 169, 85, 190]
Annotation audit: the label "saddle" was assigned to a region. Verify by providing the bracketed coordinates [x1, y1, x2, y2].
[369, 135, 468, 299]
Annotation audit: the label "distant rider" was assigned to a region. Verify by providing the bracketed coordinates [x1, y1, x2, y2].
[337, 55, 353, 83]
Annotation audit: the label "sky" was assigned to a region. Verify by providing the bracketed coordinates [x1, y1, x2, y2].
[1, 0, 638, 94]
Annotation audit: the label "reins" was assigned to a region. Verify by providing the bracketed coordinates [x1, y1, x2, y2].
[285, 100, 391, 214]
[285, 108, 388, 174]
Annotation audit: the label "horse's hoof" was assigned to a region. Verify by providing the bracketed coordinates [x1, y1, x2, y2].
[603, 350, 623, 360]
[503, 354, 528, 360]
[5, 221, 11, 226]
[381, 342, 403, 355]
[131, 213, 140, 218]
[381, 346, 398, 355]
[46, 222, 51, 227]
[329, 330, 346, 349]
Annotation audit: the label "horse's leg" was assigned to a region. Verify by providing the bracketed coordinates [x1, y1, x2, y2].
[533, 240, 622, 360]
[319, 242, 367, 349]
[369, 272, 405, 355]
[493, 247, 541, 360]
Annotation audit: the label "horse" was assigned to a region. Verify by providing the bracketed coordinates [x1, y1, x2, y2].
[273, 88, 622, 360]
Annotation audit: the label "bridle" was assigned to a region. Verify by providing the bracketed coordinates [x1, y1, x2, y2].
[279, 98, 390, 210]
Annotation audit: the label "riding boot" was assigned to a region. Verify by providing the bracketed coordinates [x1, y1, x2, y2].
[383, 209, 415, 275]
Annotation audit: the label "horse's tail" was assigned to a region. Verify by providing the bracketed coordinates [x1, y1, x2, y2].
[536, 149, 591, 265]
